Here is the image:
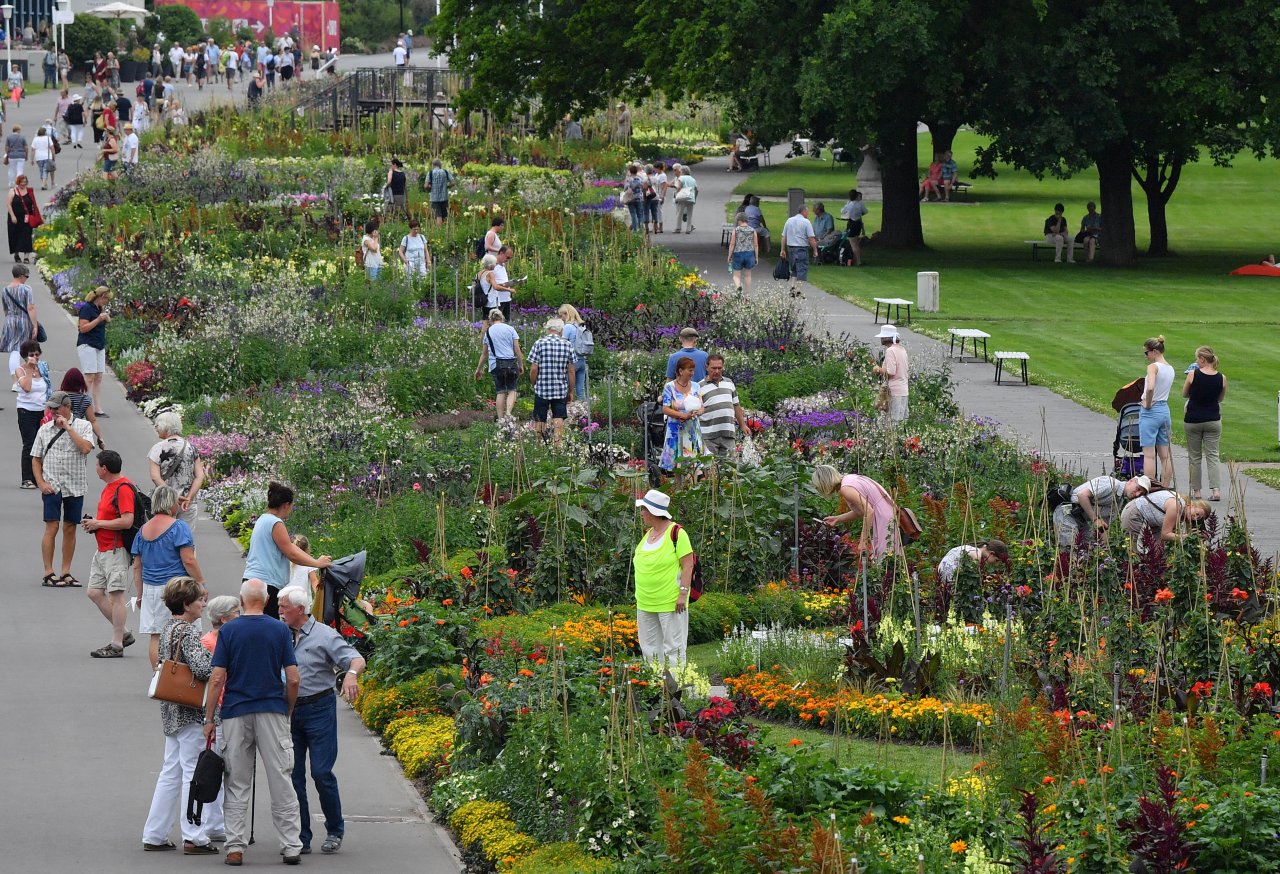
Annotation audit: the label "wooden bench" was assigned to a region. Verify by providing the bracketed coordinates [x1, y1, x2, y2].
[721, 223, 734, 248]
[994, 351, 1029, 386]
[948, 328, 991, 362]
[873, 297, 913, 325]
[1024, 238, 1101, 260]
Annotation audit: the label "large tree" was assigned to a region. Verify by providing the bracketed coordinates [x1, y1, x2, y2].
[974, 0, 1280, 264]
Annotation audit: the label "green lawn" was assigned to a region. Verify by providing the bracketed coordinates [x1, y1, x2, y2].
[1246, 468, 1280, 490]
[732, 134, 1280, 460]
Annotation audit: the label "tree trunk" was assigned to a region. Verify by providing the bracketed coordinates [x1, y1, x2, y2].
[874, 117, 925, 249]
[1133, 155, 1182, 257]
[926, 120, 960, 161]
[1094, 148, 1136, 267]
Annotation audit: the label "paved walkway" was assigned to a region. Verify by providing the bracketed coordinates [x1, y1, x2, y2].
[0, 62, 458, 872]
[660, 147, 1280, 557]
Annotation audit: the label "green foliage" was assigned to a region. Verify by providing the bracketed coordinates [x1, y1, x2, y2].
[150, 6, 203, 49]
[63, 15, 116, 66]
[738, 358, 848, 413]
[364, 603, 474, 684]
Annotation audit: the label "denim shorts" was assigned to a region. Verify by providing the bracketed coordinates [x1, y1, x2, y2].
[43, 492, 84, 523]
[1138, 401, 1171, 446]
[491, 363, 518, 393]
[731, 251, 757, 271]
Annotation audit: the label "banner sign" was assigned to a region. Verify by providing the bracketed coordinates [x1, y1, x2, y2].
[155, 1, 341, 49]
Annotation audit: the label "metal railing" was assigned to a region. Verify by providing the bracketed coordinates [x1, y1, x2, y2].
[294, 66, 467, 131]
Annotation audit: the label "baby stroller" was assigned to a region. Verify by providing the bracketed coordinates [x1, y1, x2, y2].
[318, 551, 377, 657]
[816, 230, 854, 265]
[1113, 403, 1144, 477]
[637, 400, 667, 487]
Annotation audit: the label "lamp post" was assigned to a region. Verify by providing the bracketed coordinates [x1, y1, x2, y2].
[57, 0, 70, 71]
[1, 5, 12, 86]
[266, 0, 274, 41]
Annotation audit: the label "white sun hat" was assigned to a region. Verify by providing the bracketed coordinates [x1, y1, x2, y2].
[635, 489, 672, 519]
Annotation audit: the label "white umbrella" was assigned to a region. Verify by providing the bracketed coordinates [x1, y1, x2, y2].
[87, 2, 149, 22]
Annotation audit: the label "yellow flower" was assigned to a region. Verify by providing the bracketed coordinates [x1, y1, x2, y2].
[950, 839, 967, 854]
[892, 815, 911, 825]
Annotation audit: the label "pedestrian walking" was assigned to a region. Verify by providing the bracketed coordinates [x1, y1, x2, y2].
[203, 579, 304, 866]
[1139, 335, 1175, 486]
[65, 93, 85, 147]
[31, 125, 55, 190]
[385, 157, 407, 214]
[242, 481, 332, 618]
[526, 318, 576, 444]
[80, 449, 138, 656]
[632, 489, 694, 667]
[660, 356, 704, 475]
[557, 304, 589, 399]
[15, 339, 50, 491]
[360, 221, 383, 280]
[780, 204, 818, 296]
[31, 388, 95, 590]
[671, 164, 697, 234]
[146, 414, 204, 525]
[133, 486, 205, 669]
[473, 308, 522, 422]
[141, 577, 219, 856]
[278, 586, 366, 855]
[196, 595, 241, 844]
[397, 219, 432, 280]
[1182, 345, 1226, 501]
[727, 211, 758, 291]
[3, 263, 39, 378]
[5, 124, 28, 187]
[425, 158, 452, 224]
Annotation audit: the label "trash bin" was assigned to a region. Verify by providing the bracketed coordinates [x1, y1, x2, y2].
[917, 271, 940, 312]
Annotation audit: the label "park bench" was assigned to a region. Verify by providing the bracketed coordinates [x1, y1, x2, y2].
[1024, 238, 1101, 260]
[873, 297, 913, 325]
[993, 351, 1030, 386]
[948, 328, 991, 362]
[721, 223, 734, 248]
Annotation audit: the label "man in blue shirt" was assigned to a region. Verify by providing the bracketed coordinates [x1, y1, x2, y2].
[204, 579, 302, 866]
[665, 327, 708, 381]
[279, 587, 365, 855]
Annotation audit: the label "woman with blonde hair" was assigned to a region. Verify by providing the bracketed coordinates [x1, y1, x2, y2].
[1139, 335, 1175, 486]
[1182, 345, 1226, 501]
[288, 533, 323, 619]
[1120, 485, 1210, 548]
[557, 303, 588, 399]
[812, 464, 902, 562]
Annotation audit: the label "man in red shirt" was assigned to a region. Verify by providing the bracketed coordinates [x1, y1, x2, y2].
[81, 450, 136, 658]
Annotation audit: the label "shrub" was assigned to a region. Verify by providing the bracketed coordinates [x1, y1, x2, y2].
[504, 842, 618, 873]
[386, 714, 456, 780]
[64, 15, 116, 66]
[450, 800, 539, 868]
[738, 359, 848, 412]
[151, 6, 204, 49]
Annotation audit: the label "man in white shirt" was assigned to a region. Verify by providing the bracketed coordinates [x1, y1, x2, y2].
[121, 122, 139, 166]
[1054, 474, 1147, 550]
[490, 247, 517, 321]
[168, 43, 184, 78]
[780, 205, 818, 295]
[392, 40, 407, 68]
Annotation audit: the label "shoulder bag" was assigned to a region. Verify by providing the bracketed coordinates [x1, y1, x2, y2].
[487, 328, 518, 376]
[148, 621, 208, 709]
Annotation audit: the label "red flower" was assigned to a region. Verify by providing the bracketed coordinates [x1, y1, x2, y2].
[1230, 587, 1249, 601]
[460, 567, 474, 580]
[1189, 681, 1214, 700]
[1251, 682, 1272, 700]
[1154, 588, 1175, 604]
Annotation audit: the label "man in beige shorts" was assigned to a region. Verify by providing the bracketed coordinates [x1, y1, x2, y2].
[81, 449, 138, 658]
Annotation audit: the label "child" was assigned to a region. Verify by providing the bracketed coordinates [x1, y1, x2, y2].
[289, 534, 323, 619]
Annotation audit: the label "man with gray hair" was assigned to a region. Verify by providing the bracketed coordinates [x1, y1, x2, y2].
[780, 203, 818, 296]
[526, 318, 576, 444]
[204, 579, 302, 866]
[148, 411, 204, 523]
[278, 587, 365, 855]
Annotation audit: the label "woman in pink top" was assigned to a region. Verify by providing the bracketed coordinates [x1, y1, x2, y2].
[812, 464, 901, 561]
[873, 325, 909, 421]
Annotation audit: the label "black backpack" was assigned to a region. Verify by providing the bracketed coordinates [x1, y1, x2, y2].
[472, 275, 488, 311]
[113, 480, 153, 553]
[1046, 483, 1073, 510]
[473, 237, 486, 260]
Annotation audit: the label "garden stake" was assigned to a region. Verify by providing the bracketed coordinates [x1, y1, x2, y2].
[792, 467, 800, 581]
[1263, 751, 1269, 786]
[605, 376, 613, 446]
[860, 553, 869, 640]
[910, 570, 922, 655]
[1000, 602, 1012, 696]
[1112, 666, 1121, 713]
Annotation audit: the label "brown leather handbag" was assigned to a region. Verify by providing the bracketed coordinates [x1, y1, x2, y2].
[148, 623, 208, 709]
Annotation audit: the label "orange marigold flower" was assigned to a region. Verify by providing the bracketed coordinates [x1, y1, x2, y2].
[398, 619, 409, 628]
[1154, 588, 1175, 604]
[1042, 775, 1056, 784]
[442, 598, 454, 606]
[788, 738, 803, 747]
[950, 840, 967, 854]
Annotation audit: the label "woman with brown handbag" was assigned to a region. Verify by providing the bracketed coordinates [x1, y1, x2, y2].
[141, 577, 220, 855]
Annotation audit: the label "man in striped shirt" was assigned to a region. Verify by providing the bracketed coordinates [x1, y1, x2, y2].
[699, 354, 749, 458]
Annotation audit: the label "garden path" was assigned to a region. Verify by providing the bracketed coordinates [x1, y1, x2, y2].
[0, 68, 459, 872]
[660, 149, 1280, 558]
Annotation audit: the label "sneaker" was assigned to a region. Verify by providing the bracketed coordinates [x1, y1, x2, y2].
[299, 846, 311, 855]
[283, 853, 301, 865]
[122, 631, 136, 648]
[90, 643, 124, 658]
[321, 836, 342, 854]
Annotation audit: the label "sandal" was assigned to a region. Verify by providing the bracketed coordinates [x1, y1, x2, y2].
[59, 573, 82, 587]
[95, 410, 110, 418]
[41, 573, 64, 587]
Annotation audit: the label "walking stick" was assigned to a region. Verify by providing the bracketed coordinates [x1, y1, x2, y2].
[248, 750, 257, 845]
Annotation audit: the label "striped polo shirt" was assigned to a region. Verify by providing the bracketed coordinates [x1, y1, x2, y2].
[699, 376, 740, 437]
